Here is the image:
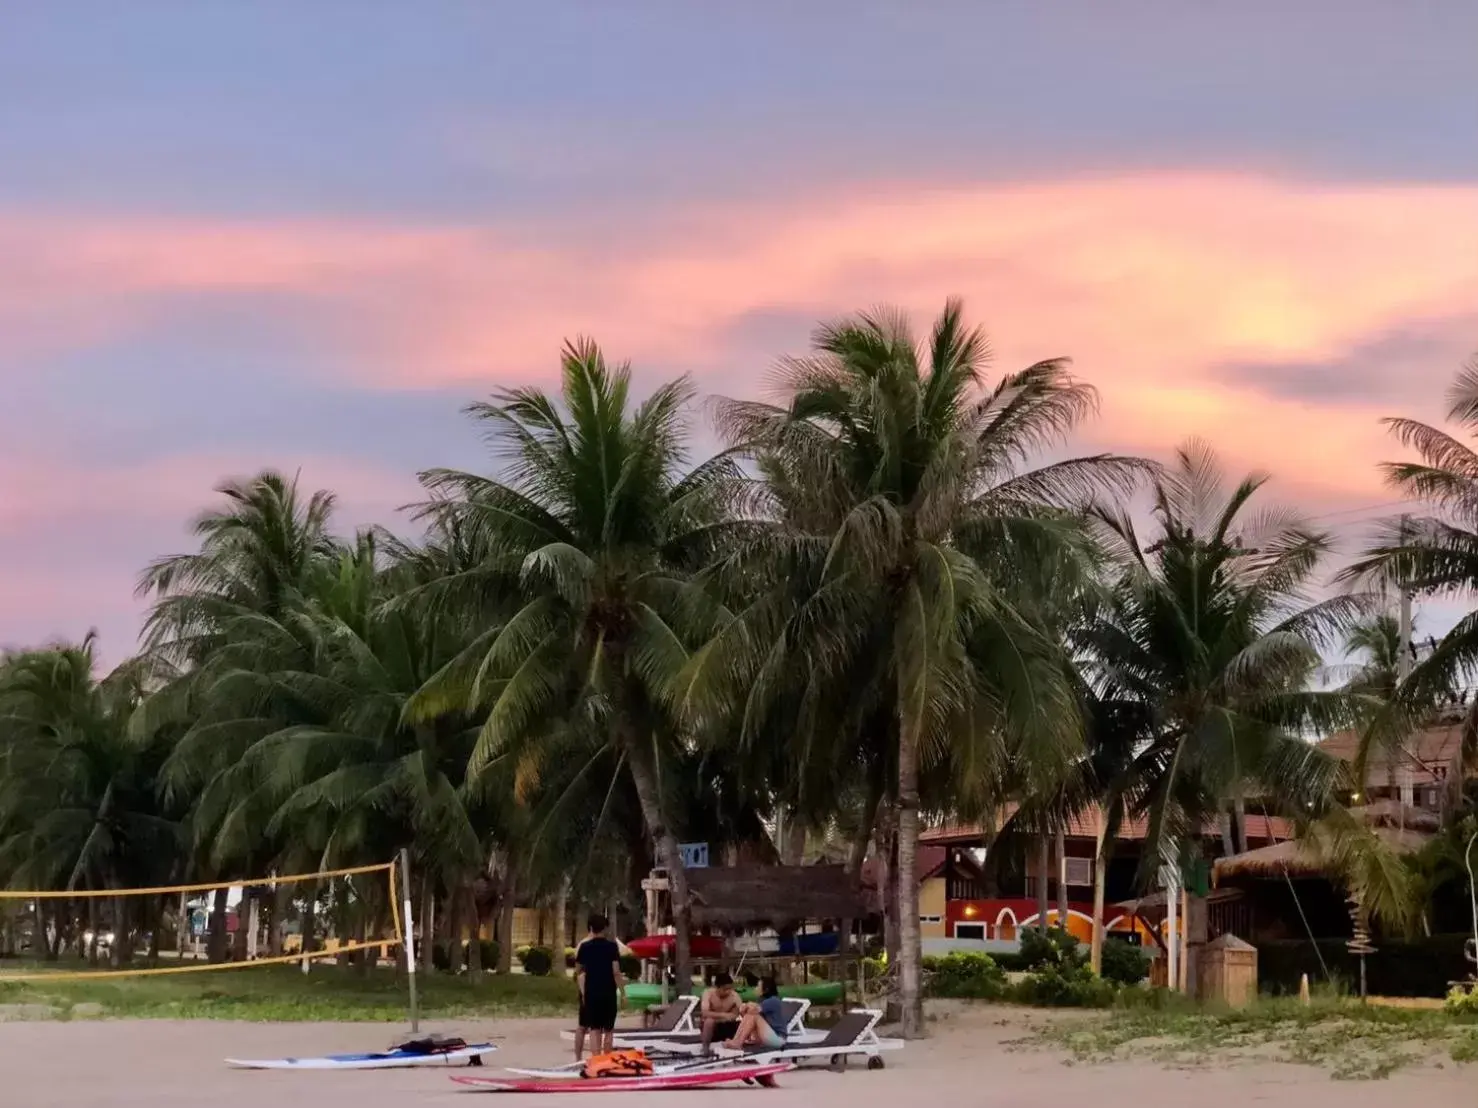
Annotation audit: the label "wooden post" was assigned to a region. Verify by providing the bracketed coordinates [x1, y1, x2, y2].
[400, 849, 419, 1033]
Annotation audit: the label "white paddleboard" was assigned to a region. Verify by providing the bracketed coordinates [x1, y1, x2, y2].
[226, 1043, 496, 1070]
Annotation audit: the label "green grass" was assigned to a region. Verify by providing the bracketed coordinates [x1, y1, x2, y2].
[0, 962, 576, 1021]
[1021, 993, 1478, 1080]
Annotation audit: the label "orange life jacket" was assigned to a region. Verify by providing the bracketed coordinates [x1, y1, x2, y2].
[583, 1049, 654, 1079]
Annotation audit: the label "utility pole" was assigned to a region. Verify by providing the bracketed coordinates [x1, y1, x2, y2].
[1396, 516, 1414, 812]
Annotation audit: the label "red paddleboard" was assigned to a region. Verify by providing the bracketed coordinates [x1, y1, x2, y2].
[452, 1063, 790, 1093]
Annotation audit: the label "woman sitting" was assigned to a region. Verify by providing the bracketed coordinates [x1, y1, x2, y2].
[723, 976, 786, 1050]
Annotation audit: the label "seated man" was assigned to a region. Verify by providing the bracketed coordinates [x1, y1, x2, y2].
[698, 972, 743, 1051]
[724, 976, 786, 1050]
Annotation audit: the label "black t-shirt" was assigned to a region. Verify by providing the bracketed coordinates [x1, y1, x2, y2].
[576, 936, 620, 998]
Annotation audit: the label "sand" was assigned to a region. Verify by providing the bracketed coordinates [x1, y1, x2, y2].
[3, 1005, 1470, 1107]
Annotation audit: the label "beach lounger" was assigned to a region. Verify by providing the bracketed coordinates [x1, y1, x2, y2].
[715, 1009, 903, 1070]
[558, 993, 698, 1044]
[609, 997, 819, 1055]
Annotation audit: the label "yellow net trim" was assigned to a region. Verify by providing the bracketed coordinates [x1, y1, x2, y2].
[0, 859, 407, 983]
[0, 860, 395, 899]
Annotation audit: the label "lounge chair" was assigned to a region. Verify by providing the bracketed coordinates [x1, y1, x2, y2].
[714, 1009, 903, 1070]
[558, 993, 698, 1044]
[610, 997, 818, 1055]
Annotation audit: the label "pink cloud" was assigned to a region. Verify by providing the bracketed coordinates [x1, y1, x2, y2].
[0, 449, 422, 663]
[4, 172, 1478, 504]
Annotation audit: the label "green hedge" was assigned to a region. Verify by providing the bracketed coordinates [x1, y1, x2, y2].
[1257, 933, 1471, 998]
[922, 952, 1007, 999]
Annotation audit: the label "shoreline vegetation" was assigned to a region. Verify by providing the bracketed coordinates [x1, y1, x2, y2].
[0, 963, 573, 1022]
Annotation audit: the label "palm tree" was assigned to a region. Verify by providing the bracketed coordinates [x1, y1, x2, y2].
[406, 340, 742, 989]
[702, 299, 1146, 1035]
[133, 471, 345, 958]
[0, 638, 178, 964]
[1345, 357, 1478, 763]
[1073, 440, 1374, 967]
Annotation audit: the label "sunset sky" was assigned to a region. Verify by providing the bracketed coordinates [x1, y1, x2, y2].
[4, 2, 1477, 663]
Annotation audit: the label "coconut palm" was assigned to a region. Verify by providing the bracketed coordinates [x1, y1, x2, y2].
[406, 339, 743, 988]
[697, 299, 1146, 1036]
[1071, 440, 1380, 960]
[1344, 358, 1478, 760]
[0, 638, 178, 963]
[132, 471, 346, 957]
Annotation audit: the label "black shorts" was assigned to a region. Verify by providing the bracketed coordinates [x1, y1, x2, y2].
[709, 1019, 740, 1041]
[579, 992, 618, 1032]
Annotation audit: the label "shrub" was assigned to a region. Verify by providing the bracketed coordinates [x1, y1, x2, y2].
[805, 960, 831, 981]
[1099, 937, 1150, 985]
[520, 945, 555, 976]
[619, 954, 642, 979]
[1447, 983, 1478, 1016]
[1012, 962, 1116, 1008]
[431, 942, 451, 972]
[478, 939, 500, 970]
[565, 946, 577, 969]
[1019, 927, 1086, 971]
[923, 952, 1006, 999]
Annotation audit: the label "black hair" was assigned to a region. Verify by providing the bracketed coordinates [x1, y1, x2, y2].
[759, 975, 778, 998]
[714, 971, 734, 987]
[587, 913, 609, 934]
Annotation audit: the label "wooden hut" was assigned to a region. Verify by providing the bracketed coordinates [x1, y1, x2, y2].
[683, 864, 875, 931]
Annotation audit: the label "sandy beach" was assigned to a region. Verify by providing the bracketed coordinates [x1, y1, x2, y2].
[3, 1005, 1470, 1108]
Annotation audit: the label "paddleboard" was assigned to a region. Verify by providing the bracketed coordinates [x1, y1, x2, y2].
[453, 1062, 790, 1092]
[226, 1043, 496, 1070]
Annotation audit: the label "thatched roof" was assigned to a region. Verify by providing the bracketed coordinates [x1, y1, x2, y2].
[683, 865, 874, 930]
[1213, 826, 1433, 882]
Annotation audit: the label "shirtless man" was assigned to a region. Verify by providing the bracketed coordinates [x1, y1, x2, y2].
[698, 972, 743, 1051]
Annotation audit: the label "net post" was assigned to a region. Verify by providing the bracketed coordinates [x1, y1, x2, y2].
[400, 849, 419, 1033]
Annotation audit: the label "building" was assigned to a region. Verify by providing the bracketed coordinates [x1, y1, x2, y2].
[1316, 721, 1466, 812]
[921, 806, 1292, 946]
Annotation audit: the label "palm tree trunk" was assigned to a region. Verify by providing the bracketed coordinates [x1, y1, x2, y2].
[207, 887, 229, 962]
[420, 879, 435, 974]
[874, 803, 899, 963]
[467, 884, 484, 982]
[1036, 835, 1050, 933]
[1232, 795, 1248, 854]
[496, 871, 516, 975]
[268, 885, 286, 958]
[1055, 823, 1069, 935]
[624, 735, 693, 993]
[847, 779, 884, 880]
[298, 894, 314, 966]
[1090, 823, 1108, 975]
[896, 719, 925, 1039]
[552, 879, 569, 977]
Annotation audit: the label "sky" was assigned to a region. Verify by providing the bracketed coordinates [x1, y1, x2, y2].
[3, 2, 1477, 664]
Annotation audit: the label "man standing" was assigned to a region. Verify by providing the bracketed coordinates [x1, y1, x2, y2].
[698, 972, 743, 1052]
[573, 913, 625, 1062]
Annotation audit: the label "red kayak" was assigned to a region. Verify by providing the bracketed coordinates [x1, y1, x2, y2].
[452, 1063, 790, 1093]
[624, 934, 725, 960]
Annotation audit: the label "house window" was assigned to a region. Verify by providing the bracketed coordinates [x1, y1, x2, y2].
[953, 922, 986, 941]
[919, 914, 943, 925]
[1064, 858, 1093, 887]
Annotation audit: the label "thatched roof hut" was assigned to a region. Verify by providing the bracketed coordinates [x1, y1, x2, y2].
[1212, 802, 1438, 885]
[1213, 826, 1433, 882]
[683, 865, 874, 930]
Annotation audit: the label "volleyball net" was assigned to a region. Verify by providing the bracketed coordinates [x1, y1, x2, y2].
[0, 860, 409, 983]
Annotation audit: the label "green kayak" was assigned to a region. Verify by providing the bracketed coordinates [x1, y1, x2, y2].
[623, 980, 844, 1007]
